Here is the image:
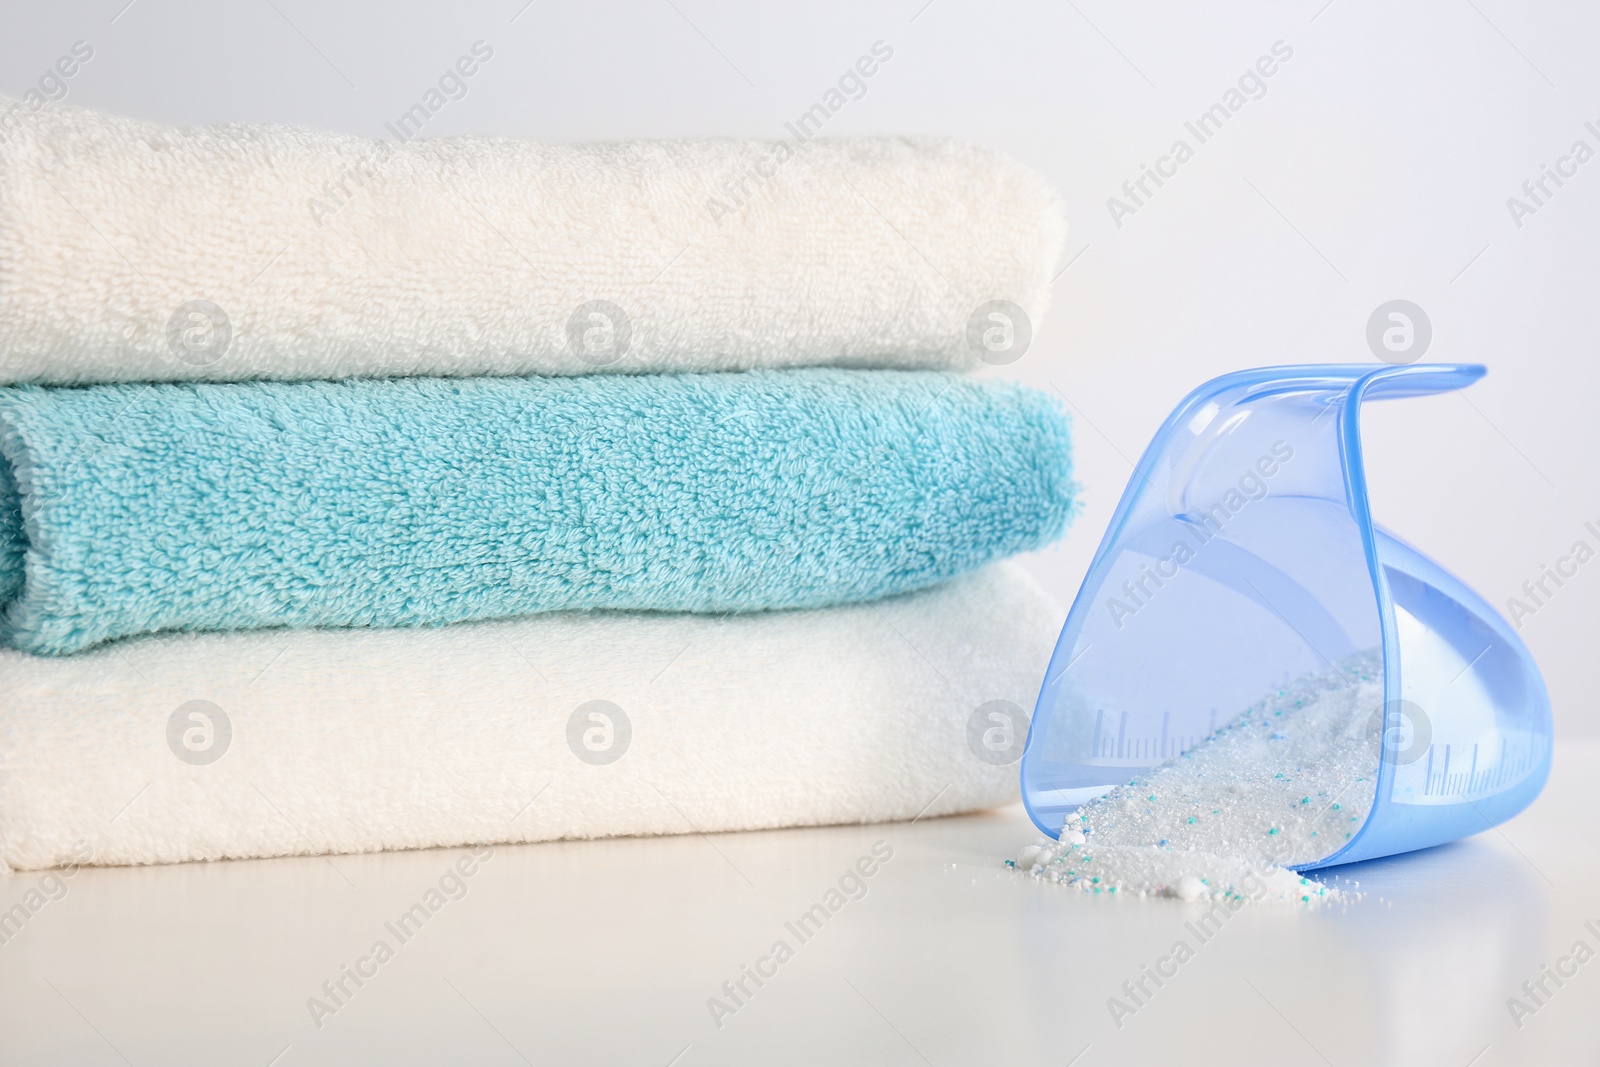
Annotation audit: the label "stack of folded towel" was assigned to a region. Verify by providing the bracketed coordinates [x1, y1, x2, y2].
[0, 101, 1073, 869]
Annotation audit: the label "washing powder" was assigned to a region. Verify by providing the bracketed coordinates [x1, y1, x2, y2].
[1012, 651, 1385, 905]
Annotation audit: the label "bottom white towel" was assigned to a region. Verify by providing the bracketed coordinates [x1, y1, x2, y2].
[0, 564, 1062, 869]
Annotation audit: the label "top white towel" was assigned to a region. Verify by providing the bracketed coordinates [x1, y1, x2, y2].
[0, 101, 1066, 383]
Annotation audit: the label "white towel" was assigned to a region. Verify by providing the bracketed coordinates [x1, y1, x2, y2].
[0, 101, 1065, 384]
[0, 564, 1062, 869]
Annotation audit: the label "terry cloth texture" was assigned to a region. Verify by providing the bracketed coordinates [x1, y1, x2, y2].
[0, 370, 1075, 655]
[0, 563, 1062, 869]
[0, 100, 1065, 384]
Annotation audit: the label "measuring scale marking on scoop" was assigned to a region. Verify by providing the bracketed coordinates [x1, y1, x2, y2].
[1020, 364, 1553, 874]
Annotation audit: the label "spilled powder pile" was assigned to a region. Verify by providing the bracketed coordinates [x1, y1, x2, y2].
[1011, 651, 1384, 906]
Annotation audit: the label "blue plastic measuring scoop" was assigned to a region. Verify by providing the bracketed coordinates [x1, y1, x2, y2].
[1020, 364, 1552, 869]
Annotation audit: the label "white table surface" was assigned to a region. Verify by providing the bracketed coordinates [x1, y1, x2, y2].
[1, 742, 1594, 1066]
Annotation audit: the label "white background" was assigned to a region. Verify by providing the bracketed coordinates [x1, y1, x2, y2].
[4, 0, 1596, 735]
[3, 8, 1597, 1064]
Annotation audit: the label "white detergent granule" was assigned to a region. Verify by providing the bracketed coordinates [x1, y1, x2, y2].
[1012, 652, 1384, 906]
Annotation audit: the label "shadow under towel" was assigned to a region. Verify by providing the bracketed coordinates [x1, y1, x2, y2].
[0, 369, 1074, 654]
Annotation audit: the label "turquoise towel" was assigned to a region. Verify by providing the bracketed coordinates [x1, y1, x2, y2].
[0, 370, 1075, 655]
